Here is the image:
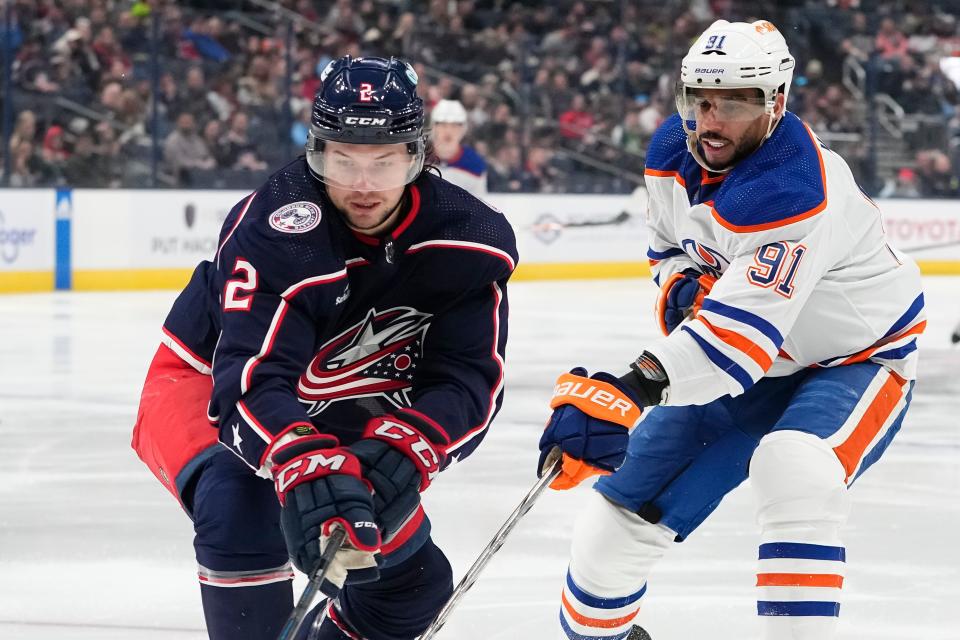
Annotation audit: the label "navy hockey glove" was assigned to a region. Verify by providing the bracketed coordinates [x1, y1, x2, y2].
[272, 435, 381, 594]
[655, 269, 717, 335]
[538, 368, 644, 490]
[351, 413, 449, 536]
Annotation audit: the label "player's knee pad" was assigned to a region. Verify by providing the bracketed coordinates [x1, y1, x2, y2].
[192, 453, 287, 570]
[749, 431, 850, 530]
[569, 490, 675, 596]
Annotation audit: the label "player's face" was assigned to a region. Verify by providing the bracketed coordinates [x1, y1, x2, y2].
[326, 179, 406, 235]
[432, 122, 466, 159]
[687, 88, 783, 170]
[322, 142, 412, 235]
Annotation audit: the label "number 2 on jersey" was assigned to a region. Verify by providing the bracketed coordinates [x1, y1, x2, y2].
[224, 258, 258, 311]
[746, 242, 806, 298]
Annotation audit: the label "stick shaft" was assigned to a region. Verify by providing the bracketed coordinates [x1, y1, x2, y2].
[418, 463, 562, 640]
[276, 527, 348, 640]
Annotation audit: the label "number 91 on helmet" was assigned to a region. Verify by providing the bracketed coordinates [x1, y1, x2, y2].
[306, 55, 426, 192]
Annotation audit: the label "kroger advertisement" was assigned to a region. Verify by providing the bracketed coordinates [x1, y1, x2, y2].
[0, 188, 958, 292]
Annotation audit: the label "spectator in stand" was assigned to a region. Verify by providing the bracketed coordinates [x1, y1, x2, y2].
[876, 17, 910, 62]
[202, 119, 228, 169]
[9, 140, 48, 187]
[163, 112, 216, 185]
[42, 126, 70, 167]
[488, 144, 526, 193]
[178, 67, 218, 125]
[430, 99, 488, 197]
[559, 94, 595, 142]
[10, 110, 37, 152]
[840, 12, 874, 63]
[525, 146, 561, 193]
[63, 131, 111, 188]
[221, 111, 255, 164]
[880, 167, 922, 198]
[915, 149, 959, 197]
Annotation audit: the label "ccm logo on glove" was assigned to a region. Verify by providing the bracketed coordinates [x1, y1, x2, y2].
[274, 451, 348, 496]
[370, 419, 440, 475]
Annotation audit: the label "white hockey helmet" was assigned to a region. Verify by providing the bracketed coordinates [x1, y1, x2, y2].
[676, 20, 795, 170]
[430, 99, 468, 125]
[679, 19, 795, 104]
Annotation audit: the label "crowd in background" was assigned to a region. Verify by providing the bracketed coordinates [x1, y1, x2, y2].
[2, 0, 960, 196]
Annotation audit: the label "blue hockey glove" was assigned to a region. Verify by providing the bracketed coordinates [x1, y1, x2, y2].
[272, 435, 381, 595]
[538, 368, 644, 490]
[351, 412, 449, 537]
[655, 269, 717, 335]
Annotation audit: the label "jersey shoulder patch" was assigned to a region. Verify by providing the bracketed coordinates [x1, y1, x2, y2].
[221, 161, 342, 292]
[712, 113, 827, 233]
[645, 113, 688, 175]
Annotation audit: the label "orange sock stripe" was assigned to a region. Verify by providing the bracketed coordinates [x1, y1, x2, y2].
[697, 316, 773, 372]
[756, 573, 844, 588]
[561, 591, 640, 629]
[833, 372, 905, 481]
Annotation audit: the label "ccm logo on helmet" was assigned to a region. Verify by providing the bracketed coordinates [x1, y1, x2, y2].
[344, 116, 388, 126]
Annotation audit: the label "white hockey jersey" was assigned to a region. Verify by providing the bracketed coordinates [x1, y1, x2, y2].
[643, 112, 925, 407]
[437, 145, 488, 198]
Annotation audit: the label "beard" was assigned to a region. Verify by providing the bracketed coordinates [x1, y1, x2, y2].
[698, 119, 769, 171]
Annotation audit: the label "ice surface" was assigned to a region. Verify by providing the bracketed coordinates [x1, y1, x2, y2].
[1, 277, 958, 639]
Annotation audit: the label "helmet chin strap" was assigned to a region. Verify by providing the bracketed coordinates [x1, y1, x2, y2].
[681, 110, 782, 174]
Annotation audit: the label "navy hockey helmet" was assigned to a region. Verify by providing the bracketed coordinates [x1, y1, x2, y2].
[306, 55, 426, 191]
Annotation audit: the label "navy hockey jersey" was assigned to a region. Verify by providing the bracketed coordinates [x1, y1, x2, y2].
[161, 160, 518, 476]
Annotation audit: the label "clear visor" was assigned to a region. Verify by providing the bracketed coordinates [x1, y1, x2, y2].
[675, 84, 772, 124]
[306, 136, 424, 192]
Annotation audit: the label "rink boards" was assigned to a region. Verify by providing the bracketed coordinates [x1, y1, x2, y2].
[1, 187, 959, 292]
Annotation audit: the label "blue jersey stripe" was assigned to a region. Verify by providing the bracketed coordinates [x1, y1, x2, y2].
[559, 610, 632, 640]
[883, 293, 924, 338]
[872, 339, 918, 361]
[757, 601, 840, 617]
[566, 572, 647, 609]
[647, 247, 686, 261]
[681, 326, 753, 392]
[700, 299, 784, 347]
[759, 542, 846, 562]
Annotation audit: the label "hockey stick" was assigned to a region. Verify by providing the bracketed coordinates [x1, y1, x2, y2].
[276, 526, 348, 640]
[521, 210, 633, 233]
[418, 454, 563, 640]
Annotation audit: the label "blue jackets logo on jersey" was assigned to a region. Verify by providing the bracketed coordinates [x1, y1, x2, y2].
[268, 201, 322, 234]
[298, 306, 432, 416]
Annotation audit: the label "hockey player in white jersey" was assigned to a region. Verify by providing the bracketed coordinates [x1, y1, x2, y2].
[537, 20, 925, 640]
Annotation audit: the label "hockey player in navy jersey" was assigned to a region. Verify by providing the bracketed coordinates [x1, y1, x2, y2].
[132, 55, 517, 640]
[537, 20, 924, 640]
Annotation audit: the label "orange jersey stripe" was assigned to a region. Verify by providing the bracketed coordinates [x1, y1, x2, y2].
[840, 321, 927, 366]
[833, 372, 906, 481]
[561, 591, 640, 629]
[756, 573, 845, 588]
[644, 168, 677, 177]
[697, 316, 774, 372]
